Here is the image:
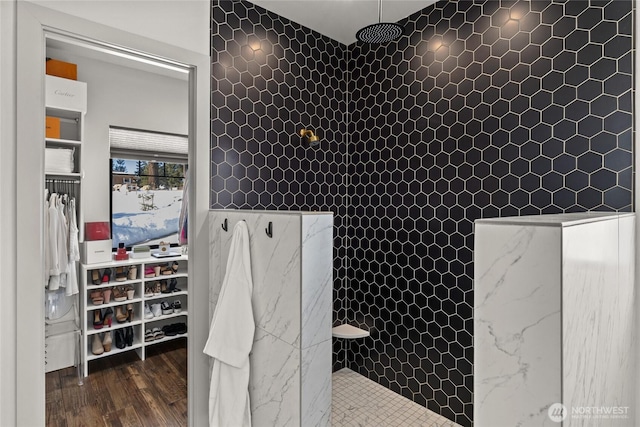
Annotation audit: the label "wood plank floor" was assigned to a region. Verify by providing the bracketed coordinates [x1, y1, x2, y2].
[46, 339, 187, 427]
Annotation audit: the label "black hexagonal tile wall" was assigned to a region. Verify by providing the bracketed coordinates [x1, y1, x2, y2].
[212, 1, 634, 426]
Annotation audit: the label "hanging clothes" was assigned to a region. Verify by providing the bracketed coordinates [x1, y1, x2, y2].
[65, 198, 80, 296]
[203, 220, 255, 427]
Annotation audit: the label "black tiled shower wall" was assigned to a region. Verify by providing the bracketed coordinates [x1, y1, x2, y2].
[210, 0, 350, 369]
[347, 0, 633, 425]
[212, 0, 634, 425]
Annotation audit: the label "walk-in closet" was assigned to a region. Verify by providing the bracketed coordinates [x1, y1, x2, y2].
[43, 31, 191, 426]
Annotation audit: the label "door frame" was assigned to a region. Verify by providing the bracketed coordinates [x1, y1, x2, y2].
[16, 3, 210, 425]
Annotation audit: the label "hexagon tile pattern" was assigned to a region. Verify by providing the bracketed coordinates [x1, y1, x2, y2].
[211, 0, 351, 370]
[212, 0, 634, 426]
[348, 0, 632, 425]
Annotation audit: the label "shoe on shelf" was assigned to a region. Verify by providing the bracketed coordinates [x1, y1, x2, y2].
[103, 307, 114, 328]
[145, 329, 155, 342]
[126, 304, 134, 322]
[115, 306, 128, 323]
[171, 261, 179, 274]
[144, 304, 154, 319]
[90, 290, 104, 306]
[103, 332, 112, 352]
[144, 286, 153, 297]
[160, 280, 170, 294]
[161, 301, 173, 315]
[102, 288, 112, 304]
[126, 286, 135, 300]
[115, 329, 126, 349]
[153, 265, 161, 277]
[160, 263, 173, 275]
[168, 278, 181, 293]
[128, 266, 138, 280]
[153, 282, 162, 296]
[93, 309, 104, 329]
[125, 326, 134, 347]
[91, 270, 102, 286]
[102, 268, 112, 283]
[151, 303, 162, 318]
[92, 334, 105, 355]
[172, 300, 182, 313]
[144, 267, 155, 278]
[113, 287, 127, 302]
[115, 266, 127, 282]
[152, 327, 164, 340]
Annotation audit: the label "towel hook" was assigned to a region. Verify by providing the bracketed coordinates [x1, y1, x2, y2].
[221, 218, 228, 232]
[265, 222, 273, 238]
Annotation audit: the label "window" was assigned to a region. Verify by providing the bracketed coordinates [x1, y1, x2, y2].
[110, 159, 186, 249]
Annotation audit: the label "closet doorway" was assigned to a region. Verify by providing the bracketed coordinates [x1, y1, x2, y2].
[16, 3, 210, 426]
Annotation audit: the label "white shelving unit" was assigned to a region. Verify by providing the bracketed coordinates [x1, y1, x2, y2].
[79, 255, 188, 377]
[44, 75, 87, 380]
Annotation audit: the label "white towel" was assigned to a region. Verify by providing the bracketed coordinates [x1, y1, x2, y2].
[204, 220, 255, 427]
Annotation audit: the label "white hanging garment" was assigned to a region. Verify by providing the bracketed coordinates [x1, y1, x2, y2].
[47, 194, 62, 290]
[65, 198, 80, 296]
[203, 220, 255, 427]
[44, 190, 51, 285]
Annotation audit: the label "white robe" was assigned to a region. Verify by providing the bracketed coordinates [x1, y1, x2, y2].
[204, 220, 255, 427]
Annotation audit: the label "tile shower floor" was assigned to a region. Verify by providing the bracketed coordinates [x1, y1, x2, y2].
[332, 368, 461, 427]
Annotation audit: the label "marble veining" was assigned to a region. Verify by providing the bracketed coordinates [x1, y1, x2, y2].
[474, 214, 635, 427]
[208, 210, 333, 427]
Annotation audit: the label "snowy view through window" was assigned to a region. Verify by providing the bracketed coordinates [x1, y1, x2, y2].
[111, 159, 185, 249]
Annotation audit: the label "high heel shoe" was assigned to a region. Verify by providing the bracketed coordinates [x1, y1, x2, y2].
[125, 326, 134, 347]
[128, 266, 138, 280]
[103, 332, 112, 352]
[102, 288, 112, 304]
[92, 270, 102, 285]
[90, 290, 104, 305]
[126, 286, 135, 300]
[102, 268, 112, 283]
[115, 306, 128, 323]
[171, 261, 179, 274]
[126, 304, 134, 322]
[160, 263, 172, 275]
[115, 329, 126, 349]
[115, 266, 127, 282]
[92, 334, 105, 355]
[160, 280, 169, 294]
[167, 278, 181, 293]
[112, 287, 127, 302]
[93, 309, 104, 329]
[103, 307, 113, 327]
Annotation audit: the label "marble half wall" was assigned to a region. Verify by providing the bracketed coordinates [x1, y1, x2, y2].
[474, 213, 636, 427]
[208, 209, 333, 427]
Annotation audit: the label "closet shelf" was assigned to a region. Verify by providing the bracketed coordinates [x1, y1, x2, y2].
[145, 333, 187, 347]
[80, 257, 189, 377]
[46, 137, 82, 146]
[86, 342, 143, 361]
[145, 310, 188, 322]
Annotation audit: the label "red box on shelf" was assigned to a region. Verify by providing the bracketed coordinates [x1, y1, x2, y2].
[85, 222, 110, 241]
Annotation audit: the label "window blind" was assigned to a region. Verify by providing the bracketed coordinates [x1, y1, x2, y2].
[109, 126, 188, 163]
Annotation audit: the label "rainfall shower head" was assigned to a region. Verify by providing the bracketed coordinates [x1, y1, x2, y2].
[299, 128, 320, 147]
[356, 0, 404, 44]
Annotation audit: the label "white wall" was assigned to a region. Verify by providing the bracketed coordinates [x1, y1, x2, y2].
[29, 0, 209, 56]
[0, 1, 17, 425]
[46, 48, 188, 223]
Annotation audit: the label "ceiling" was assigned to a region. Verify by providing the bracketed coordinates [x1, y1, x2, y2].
[247, 0, 438, 45]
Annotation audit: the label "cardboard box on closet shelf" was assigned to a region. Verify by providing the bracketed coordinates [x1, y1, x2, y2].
[85, 222, 110, 241]
[45, 116, 60, 139]
[46, 58, 77, 80]
[82, 240, 112, 264]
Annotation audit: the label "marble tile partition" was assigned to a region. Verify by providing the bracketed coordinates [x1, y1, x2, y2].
[474, 213, 635, 426]
[208, 209, 333, 427]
